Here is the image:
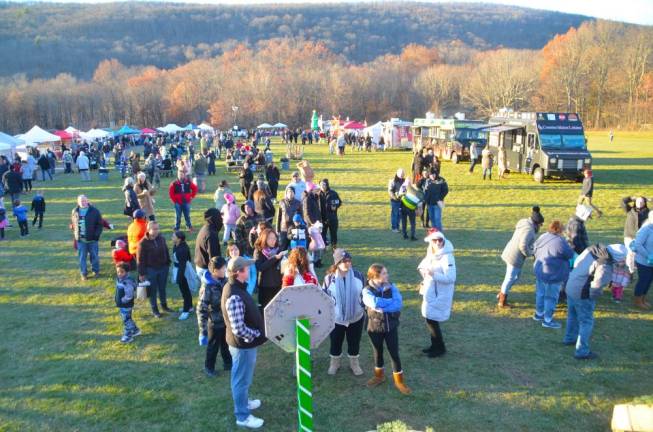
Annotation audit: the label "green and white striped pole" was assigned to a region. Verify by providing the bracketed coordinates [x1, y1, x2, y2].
[296, 317, 313, 432]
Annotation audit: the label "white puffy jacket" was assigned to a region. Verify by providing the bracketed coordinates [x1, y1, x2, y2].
[418, 239, 457, 322]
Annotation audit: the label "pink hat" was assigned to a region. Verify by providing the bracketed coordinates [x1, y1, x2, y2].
[225, 193, 235, 204]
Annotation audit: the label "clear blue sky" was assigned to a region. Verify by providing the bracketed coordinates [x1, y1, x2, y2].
[9, 0, 653, 25]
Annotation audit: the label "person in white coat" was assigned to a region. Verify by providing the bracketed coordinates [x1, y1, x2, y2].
[418, 228, 456, 357]
[77, 151, 90, 181]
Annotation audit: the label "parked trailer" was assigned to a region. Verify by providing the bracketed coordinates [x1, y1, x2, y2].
[487, 112, 591, 183]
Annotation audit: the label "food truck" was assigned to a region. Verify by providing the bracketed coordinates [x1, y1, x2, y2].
[412, 116, 489, 163]
[487, 111, 591, 183]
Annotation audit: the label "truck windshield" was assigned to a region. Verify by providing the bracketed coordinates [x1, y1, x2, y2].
[540, 134, 586, 149]
[455, 129, 486, 141]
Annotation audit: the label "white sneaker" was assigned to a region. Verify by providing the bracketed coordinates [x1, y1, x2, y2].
[247, 399, 261, 410]
[236, 415, 264, 429]
[178, 312, 190, 321]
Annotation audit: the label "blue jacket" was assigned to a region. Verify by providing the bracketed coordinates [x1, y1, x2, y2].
[362, 282, 402, 333]
[533, 232, 574, 283]
[13, 205, 28, 222]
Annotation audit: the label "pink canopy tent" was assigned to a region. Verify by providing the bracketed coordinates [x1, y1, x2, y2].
[343, 121, 366, 130]
[54, 130, 74, 140]
[141, 128, 157, 134]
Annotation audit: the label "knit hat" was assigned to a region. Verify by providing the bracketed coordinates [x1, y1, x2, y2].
[424, 228, 445, 243]
[333, 248, 352, 265]
[607, 244, 627, 262]
[531, 206, 544, 225]
[241, 200, 255, 213]
[396, 168, 405, 178]
[292, 213, 304, 224]
[133, 209, 145, 219]
[115, 239, 127, 250]
[575, 204, 593, 222]
[225, 193, 235, 204]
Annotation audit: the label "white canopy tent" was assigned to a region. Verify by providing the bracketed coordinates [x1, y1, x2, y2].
[198, 123, 214, 132]
[20, 125, 61, 146]
[382, 118, 413, 149]
[158, 123, 184, 134]
[257, 123, 273, 129]
[364, 121, 383, 144]
[273, 122, 288, 129]
[82, 128, 111, 140]
[65, 126, 80, 135]
[0, 142, 13, 158]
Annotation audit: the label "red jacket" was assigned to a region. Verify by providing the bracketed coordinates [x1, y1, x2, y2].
[169, 179, 198, 205]
[112, 248, 133, 265]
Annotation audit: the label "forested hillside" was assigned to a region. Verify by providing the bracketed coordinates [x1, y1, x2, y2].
[0, 1, 590, 78]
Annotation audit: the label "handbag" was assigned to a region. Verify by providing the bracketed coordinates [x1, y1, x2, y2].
[184, 264, 200, 293]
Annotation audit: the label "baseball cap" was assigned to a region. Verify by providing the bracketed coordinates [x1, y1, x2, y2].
[227, 256, 255, 273]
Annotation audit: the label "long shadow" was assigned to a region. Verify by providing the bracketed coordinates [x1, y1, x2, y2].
[592, 157, 653, 166]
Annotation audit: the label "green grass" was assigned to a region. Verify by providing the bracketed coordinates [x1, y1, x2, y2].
[0, 132, 652, 432]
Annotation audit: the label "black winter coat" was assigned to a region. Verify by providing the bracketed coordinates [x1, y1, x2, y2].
[194, 222, 222, 269]
[302, 190, 322, 225]
[2, 170, 22, 194]
[253, 249, 283, 288]
[423, 177, 449, 205]
[566, 216, 589, 255]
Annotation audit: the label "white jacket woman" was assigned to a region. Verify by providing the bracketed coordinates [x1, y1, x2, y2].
[417, 229, 456, 357]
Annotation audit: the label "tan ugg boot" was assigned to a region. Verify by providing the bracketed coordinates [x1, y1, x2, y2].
[498, 293, 512, 308]
[348, 355, 364, 376]
[393, 371, 412, 395]
[366, 367, 386, 388]
[643, 295, 652, 308]
[327, 355, 341, 375]
[634, 296, 648, 310]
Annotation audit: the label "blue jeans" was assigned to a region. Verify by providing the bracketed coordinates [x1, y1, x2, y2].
[119, 307, 138, 337]
[390, 200, 402, 230]
[41, 168, 52, 181]
[146, 267, 169, 312]
[428, 204, 442, 231]
[535, 279, 561, 321]
[174, 202, 192, 230]
[500, 264, 522, 294]
[78, 240, 99, 276]
[563, 297, 595, 357]
[229, 346, 258, 422]
[635, 262, 653, 296]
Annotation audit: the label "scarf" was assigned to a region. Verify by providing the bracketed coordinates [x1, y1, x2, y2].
[334, 267, 359, 322]
[262, 246, 278, 259]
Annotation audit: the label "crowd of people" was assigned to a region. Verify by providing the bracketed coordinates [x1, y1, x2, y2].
[2, 127, 651, 430]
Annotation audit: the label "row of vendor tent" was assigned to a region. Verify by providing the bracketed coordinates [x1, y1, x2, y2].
[256, 122, 288, 129]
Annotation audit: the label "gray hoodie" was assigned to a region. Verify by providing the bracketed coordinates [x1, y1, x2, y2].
[566, 244, 627, 300]
[501, 218, 537, 268]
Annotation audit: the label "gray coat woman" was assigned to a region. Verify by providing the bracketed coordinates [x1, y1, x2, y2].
[497, 206, 544, 307]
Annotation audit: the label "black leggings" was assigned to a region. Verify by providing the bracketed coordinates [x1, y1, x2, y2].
[368, 328, 402, 372]
[23, 180, 32, 191]
[401, 207, 415, 237]
[426, 319, 446, 351]
[32, 212, 43, 228]
[18, 220, 28, 236]
[329, 316, 364, 356]
[178, 274, 193, 312]
[206, 325, 232, 371]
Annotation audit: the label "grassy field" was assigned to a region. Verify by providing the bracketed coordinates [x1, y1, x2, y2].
[0, 131, 651, 432]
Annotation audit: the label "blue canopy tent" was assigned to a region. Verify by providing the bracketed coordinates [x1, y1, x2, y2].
[115, 125, 142, 136]
[183, 123, 198, 131]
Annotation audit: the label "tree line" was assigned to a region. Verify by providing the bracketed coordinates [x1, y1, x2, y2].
[0, 20, 651, 134]
[0, 2, 588, 79]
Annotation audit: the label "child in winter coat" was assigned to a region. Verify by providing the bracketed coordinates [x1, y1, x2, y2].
[308, 220, 325, 267]
[115, 263, 140, 343]
[282, 247, 318, 287]
[12, 200, 28, 237]
[197, 256, 232, 376]
[610, 260, 631, 303]
[31, 190, 46, 229]
[289, 213, 308, 250]
[112, 239, 134, 268]
[221, 193, 240, 245]
[362, 264, 410, 395]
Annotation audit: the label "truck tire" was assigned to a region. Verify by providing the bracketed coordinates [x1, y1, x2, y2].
[451, 152, 459, 164]
[533, 167, 544, 183]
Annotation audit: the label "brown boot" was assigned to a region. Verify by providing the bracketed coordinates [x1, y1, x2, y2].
[634, 296, 649, 310]
[643, 295, 652, 308]
[366, 367, 386, 388]
[497, 293, 512, 308]
[393, 371, 412, 395]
